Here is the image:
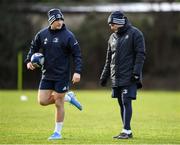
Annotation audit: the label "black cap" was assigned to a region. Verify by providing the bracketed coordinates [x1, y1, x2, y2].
[108, 11, 126, 25]
[48, 8, 64, 24]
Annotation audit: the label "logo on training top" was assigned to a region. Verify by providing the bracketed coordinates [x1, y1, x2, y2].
[53, 37, 59, 43]
[44, 38, 48, 44]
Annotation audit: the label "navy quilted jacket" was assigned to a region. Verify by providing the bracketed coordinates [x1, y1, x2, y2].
[100, 22, 145, 88]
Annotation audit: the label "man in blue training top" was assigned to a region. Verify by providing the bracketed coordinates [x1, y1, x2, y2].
[25, 8, 82, 140]
[100, 11, 146, 139]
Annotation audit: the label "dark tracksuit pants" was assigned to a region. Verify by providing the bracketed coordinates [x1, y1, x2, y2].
[117, 97, 132, 130]
[112, 84, 137, 130]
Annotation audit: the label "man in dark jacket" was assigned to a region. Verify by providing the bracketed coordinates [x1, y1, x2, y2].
[100, 11, 145, 139]
[25, 9, 82, 140]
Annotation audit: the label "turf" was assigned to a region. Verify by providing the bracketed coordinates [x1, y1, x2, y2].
[0, 90, 180, 144]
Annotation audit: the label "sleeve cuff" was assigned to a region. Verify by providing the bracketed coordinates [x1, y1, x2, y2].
[75, 70, 81, 75]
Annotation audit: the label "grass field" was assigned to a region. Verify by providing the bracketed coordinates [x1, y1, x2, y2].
[0, 90, 180, 144]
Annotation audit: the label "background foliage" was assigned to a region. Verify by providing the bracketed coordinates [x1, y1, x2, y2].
[0, 1, 180, 89]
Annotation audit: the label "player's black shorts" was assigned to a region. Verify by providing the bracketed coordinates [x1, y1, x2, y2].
[39, 79, 69, 93]
[112, 84, 137, 100]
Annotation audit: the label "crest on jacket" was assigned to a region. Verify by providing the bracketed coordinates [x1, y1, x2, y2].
[125, 34, 129, 39]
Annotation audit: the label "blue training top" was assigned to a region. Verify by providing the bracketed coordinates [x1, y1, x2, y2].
[25, 24, 82, 82]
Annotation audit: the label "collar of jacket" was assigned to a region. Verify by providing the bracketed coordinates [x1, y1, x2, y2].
[116, 19, 131, 35]
[48, 24, 66, 33]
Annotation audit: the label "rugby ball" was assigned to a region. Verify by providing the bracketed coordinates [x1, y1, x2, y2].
[31, 53, 44, 68]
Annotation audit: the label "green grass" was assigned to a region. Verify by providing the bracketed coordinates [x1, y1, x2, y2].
[0, 90, 180, 144]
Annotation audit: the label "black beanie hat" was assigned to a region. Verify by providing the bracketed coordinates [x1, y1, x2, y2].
[108, 11, 126, 25]
[48, 8, 64, 24]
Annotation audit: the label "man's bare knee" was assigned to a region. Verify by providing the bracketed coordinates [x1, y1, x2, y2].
[54, 93, 65, 108]
[38, 90, 54, 106]
[39, 99, 49, 106]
